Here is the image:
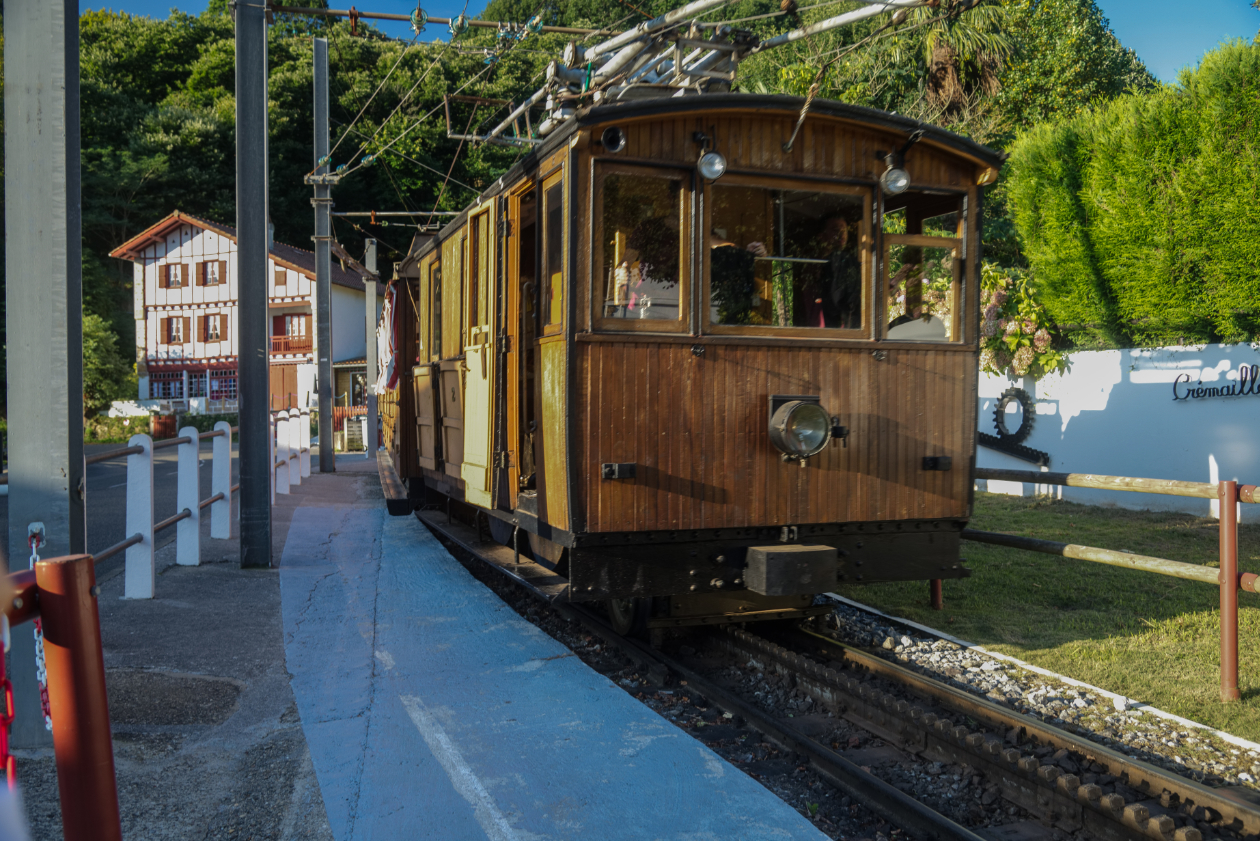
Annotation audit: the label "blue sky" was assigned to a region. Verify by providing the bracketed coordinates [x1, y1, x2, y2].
[90, 0, 1260, 83]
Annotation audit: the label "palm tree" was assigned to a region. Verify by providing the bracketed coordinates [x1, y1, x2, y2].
[908, 0, 1013, 113]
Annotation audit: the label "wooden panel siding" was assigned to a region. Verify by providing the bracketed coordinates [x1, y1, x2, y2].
[603, 113, 968, 190]
[574, 341, 975, 533]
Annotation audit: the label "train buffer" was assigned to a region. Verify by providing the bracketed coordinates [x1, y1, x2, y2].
[279, 470, 830, 839]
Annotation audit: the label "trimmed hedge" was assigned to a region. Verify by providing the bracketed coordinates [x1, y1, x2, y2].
[1006, 40, 1260, 348]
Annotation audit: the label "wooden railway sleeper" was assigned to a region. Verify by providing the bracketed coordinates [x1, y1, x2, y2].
[718, 628, 1214, 841]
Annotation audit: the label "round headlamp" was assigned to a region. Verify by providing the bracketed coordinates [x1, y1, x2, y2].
[880, 166, 910, 195]
[769, 400, 832, 459]
[698, 150, 727, 181]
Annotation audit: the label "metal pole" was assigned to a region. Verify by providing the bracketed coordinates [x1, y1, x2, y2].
[1220, 480, 1240, 702]
[35, 553, 122, 841]
[237, 0, 271, 567]
[929, 579, 943, 611]
[313, 38, 335, 473]
[364, 239, 379, 457]
[5, 0, 83, 749]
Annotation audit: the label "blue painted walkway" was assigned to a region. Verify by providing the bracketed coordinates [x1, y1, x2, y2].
[279, 505, 829, 841]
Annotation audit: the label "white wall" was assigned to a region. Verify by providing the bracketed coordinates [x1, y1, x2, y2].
[977, 343, 1260, 522]
[331, 284, 381, 364]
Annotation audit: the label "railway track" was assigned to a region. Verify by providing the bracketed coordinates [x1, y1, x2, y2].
[417, 509, 1257, 841]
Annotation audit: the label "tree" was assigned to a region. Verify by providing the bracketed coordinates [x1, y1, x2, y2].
[82, 314, 133, 416]
[1006, 40, 1260, 348]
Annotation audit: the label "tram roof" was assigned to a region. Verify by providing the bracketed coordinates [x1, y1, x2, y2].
[400, 93, 1005, 269]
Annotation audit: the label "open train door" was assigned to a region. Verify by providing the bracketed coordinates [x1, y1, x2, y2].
[461, 204, 497, 508]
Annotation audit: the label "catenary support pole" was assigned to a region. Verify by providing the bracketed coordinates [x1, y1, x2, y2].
[5, 0, 83, 749]
[364, 239, 379, 457]
[313, 37, 335, 473]
[237, 0, 271, 567]
[36, 553, 122, 841]
[1220, 480, 1240, 702]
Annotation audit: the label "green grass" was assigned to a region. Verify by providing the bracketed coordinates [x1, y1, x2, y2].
[834, 493, 1260, 741]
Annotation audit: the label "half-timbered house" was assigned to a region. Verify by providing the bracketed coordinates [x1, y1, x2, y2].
[110, 211, 382, 412]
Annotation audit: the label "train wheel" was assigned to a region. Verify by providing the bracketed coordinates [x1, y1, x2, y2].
[607, 597, 649, 637]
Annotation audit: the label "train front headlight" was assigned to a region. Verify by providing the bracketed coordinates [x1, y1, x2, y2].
[769, 400, 832, 459]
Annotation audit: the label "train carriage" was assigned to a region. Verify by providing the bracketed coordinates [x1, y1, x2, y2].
[384, 93, 1003, 633]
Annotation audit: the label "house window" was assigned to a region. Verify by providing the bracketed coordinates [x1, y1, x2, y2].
[200, 261, 223, 285]
[149, 372, 184, 399]
[274, 268, 287, 288]
[168, 318, 184, 344]
[166, 264, 185, 288]
[285, 314, 306, 337]
[188, 372, 207, 398]
[206, 314, 222, 341]
[209, 371, 237, 400]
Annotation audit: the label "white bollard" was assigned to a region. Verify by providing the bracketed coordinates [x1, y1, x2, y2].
[211, 421, 233, 539]
[176, 426, 201, 566]
[298, 407, 311, 478]
[288, 408, 302, 487]
[276, 412, 291, 495]
[270, 413, 276, 505]
[124, 433, 155, 599]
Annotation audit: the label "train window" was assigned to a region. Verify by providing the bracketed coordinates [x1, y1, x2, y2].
[542, 175, 565, 334]
[594, 165, 689, 331]
[881, 191, 965, 343]
[705, 181, 867, 334]
[884, 241, 961, 341]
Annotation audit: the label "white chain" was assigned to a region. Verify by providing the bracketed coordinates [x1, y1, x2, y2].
[27, 538, 51, 732]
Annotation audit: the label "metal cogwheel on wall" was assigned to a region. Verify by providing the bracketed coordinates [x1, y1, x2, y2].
[993, 386, 1035, 443]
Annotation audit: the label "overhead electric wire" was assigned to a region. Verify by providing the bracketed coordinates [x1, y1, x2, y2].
[334, 40, 454, 174]
[332, 120, 479, 191]
[324, 31, 423, 165]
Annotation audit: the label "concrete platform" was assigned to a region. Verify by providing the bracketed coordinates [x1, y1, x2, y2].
[280, 506, 830, 840]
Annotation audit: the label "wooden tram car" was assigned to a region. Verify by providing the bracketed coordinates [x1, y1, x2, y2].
[383, 93, 1003, 633]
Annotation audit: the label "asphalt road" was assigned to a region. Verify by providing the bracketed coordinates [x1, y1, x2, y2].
[0, 439, 241, 579]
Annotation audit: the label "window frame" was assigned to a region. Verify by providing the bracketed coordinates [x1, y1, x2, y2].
[880, 233, 964, 344]
[540, 169, 566, 338]
[700, 174, 873, 340]
[591, 160, 693, 335]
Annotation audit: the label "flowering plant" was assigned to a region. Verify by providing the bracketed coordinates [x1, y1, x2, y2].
[979, 263, 1066, 380]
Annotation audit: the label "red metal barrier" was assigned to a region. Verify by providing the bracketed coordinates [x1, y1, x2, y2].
[3, 556, 121, 841]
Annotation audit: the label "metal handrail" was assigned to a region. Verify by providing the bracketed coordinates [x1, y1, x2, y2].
[153, 508, 191, 534]
[198, 492, 225, 511]
[93, 533, 142, 564]
[84, 445, 144, 466]
[82, 425, 240, 466]
[974, 466, 1259, 502]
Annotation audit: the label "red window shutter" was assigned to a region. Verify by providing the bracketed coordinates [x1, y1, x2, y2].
[196, 315, 204, 341]
[185, 264, 192, 289]
[160, 317, 169, 343]
[160, 265, 168, 289]
[196, 263, 205, 286]
[273, 315, 284, 336]
[222, 312, 230, 344]
[183, 317, 191, 345]
[219, 260, 227, 286]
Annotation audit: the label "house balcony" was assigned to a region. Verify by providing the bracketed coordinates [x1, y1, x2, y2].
[271, 335, 313, 354]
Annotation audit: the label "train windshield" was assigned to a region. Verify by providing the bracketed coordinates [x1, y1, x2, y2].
[707, 184, 866, 332]
[598, 170, 687, 323]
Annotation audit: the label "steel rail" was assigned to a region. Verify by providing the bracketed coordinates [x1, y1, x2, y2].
[749, 624, 1254, 840]
[415, 508, 982, 841]
[92, 533, 143, 564]
[268, 5, 611, 35]
[152, 436, 193, 451]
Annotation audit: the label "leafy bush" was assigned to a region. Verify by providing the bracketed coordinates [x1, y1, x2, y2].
[1006, 40, 1260, 347]
[82, 314, 135, 416]
[979, 263, 1067, 379]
